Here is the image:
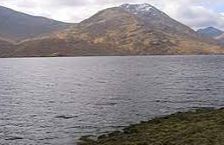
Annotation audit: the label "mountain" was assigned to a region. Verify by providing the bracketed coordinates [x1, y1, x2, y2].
[197, 27, 224, 45]
[62, 6, 218, 55]
[0, 4, 223, 57]
[0, 5, 71, 41]
[197, 27, 223, 37]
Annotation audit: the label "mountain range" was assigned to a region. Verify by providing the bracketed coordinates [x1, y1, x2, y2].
[0, 3, 223, 57]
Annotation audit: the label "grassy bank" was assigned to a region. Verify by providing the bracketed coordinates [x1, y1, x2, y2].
[78, 108, 224, 145]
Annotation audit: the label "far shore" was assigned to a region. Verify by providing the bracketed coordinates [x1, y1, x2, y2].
[78, 107, 224, 145]
[1, 54, 224, 59]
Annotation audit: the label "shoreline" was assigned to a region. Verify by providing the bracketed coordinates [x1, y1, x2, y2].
[78, 107, 224, 145]
[0, 54, 224, 59]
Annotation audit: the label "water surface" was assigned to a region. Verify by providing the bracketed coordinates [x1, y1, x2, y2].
[0, 55, 224, 145]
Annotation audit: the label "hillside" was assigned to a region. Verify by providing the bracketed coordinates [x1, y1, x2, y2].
[0, 39, 14, 57]
[0, 5, 71, 41]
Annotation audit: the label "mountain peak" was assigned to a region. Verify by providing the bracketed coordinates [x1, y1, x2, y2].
[119, 3, 197, 38]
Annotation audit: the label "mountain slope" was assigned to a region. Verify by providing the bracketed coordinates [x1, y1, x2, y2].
[0, 39, 14, 57]
[0, 5, 71, 41]
[1, 4, 223, 57]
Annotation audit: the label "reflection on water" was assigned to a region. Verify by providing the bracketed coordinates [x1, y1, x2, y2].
[0, 55, 224, 145]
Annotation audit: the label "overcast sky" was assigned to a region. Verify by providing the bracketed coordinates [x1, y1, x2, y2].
[0, 0, 224, 30]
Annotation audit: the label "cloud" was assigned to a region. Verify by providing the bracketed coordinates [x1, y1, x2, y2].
[162, 0, 224, 30]
[0, 0, 224, 30]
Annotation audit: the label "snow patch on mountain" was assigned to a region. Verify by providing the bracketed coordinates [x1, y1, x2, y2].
[120, 3, 155, 14]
